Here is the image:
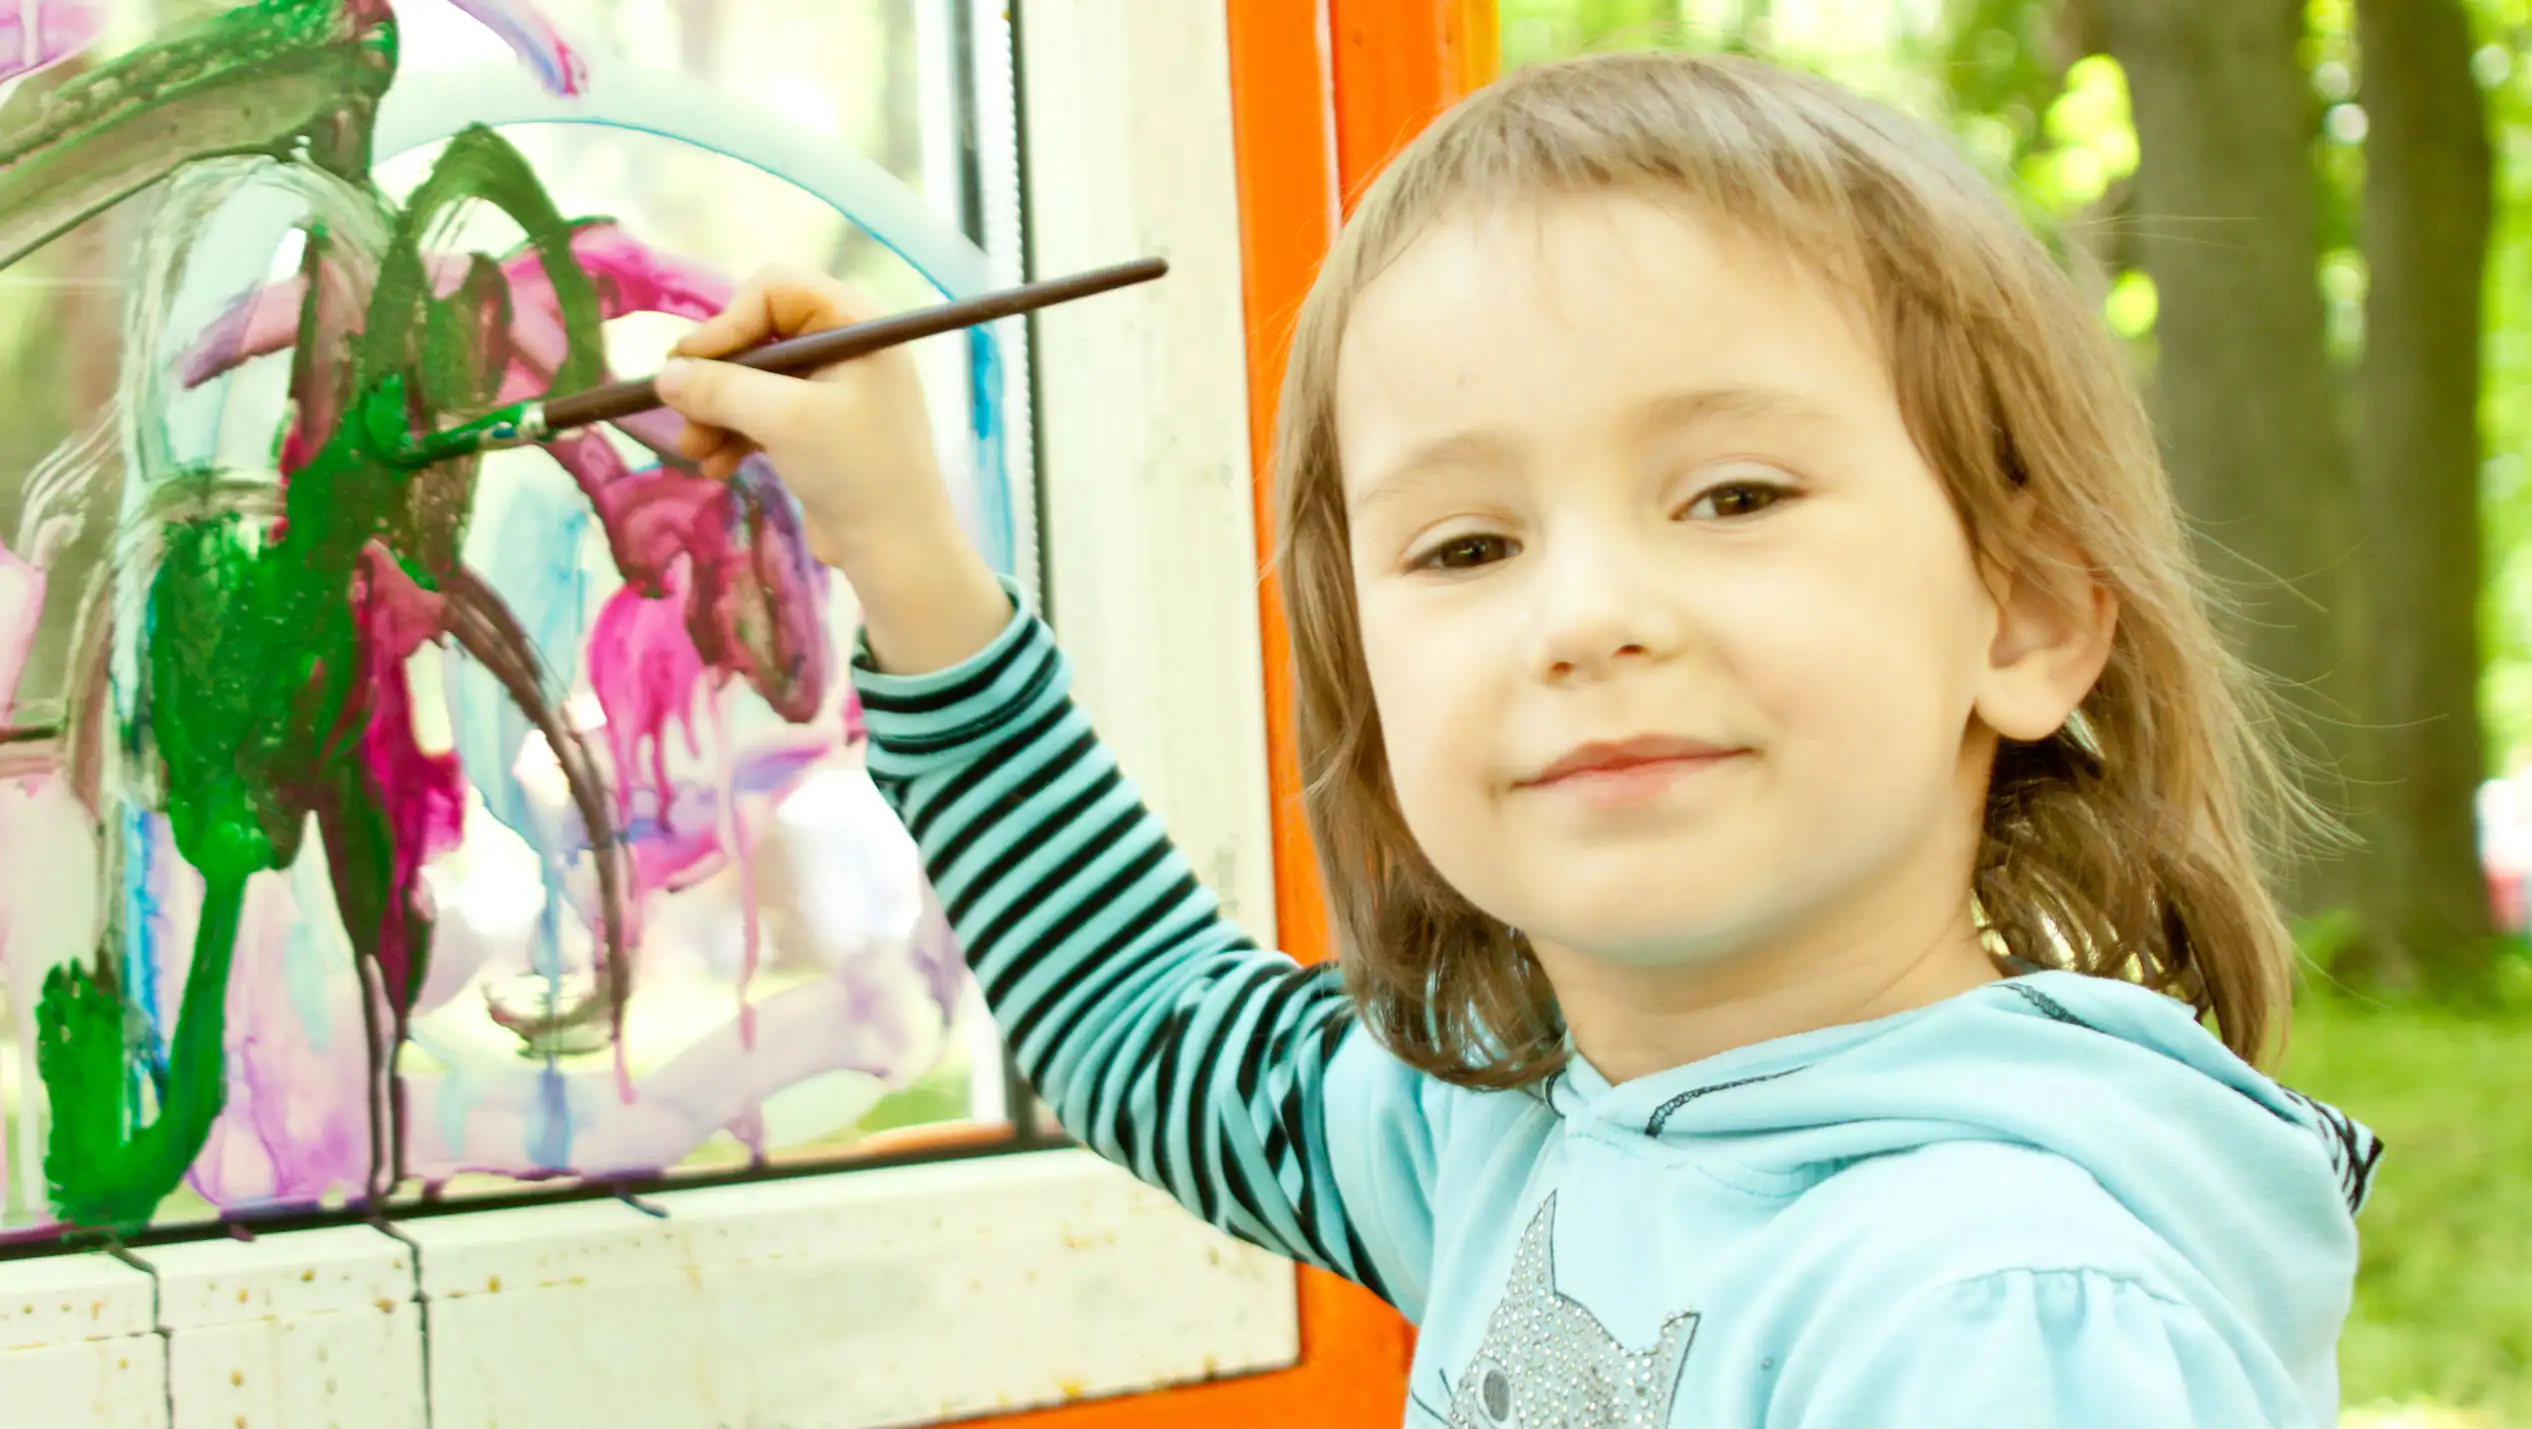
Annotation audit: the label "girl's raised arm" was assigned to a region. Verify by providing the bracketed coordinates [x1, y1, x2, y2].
[656, 269, 1441, 1314]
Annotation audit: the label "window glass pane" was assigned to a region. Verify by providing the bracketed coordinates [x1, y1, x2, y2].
[0, 0, 1024, 1240]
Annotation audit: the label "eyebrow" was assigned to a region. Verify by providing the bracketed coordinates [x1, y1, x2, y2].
[1628, 384, 1839, 438]
[1344, 385, 1838, 519]
[1347, 429, 1518, 519]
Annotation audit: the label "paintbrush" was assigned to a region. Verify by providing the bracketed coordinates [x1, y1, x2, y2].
[393, 256, 1170, 467]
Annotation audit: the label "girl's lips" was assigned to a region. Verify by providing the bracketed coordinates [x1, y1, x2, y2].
[1521, 735, 1740, 787]
[1518, 736, 1748, 808]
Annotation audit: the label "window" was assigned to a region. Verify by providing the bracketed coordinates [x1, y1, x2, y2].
[0, 1, 1308, 1421]
[0, 0, 1038, 1240]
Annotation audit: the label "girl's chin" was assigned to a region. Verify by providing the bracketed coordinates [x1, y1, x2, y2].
[1525, 915, 1777, 971]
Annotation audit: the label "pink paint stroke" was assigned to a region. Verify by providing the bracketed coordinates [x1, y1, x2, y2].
[343, 545, 468, 1018]
[585, 565, 709, 832]
[549, 436, 831, 722]
[175, 224, 832, 725]
[0, 0, 103, 88]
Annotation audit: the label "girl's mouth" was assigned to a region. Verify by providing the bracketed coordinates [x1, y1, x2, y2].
[1519, 735, 1747, 806]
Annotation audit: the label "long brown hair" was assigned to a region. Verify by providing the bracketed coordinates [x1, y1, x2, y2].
[1275, 52, 2309, 1088]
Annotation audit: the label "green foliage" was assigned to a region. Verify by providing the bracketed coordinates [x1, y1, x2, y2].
[2027, 56, 2137, 209]
[2474, 1, 2532, 764]
[1932, 0, 2079, 194]
[1501, 0, 2160, 354]
[1501, 0, 1694, 66]
[2284, 988, 2532, 1422]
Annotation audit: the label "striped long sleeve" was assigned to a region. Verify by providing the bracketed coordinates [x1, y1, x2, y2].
[851, 585, 1437, 1310]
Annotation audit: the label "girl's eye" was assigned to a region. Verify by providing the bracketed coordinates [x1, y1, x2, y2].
[1681, 479, 1789, 521]
[1411, 533, 1518, 571]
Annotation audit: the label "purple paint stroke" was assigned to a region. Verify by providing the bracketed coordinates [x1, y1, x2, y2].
[175, 223, 726, 391]
[582, 555, 825, 1008]
[601, 737, 827, 896]
[187, 730, 877, 1207]
[0, 537, 46, 720]
[533, 436, 831, 724]
[542, 433, 713, 589]
[0, 0, 103, 89]
[907, 885, 967, 1027]
[552, 660, 831, 985]
[187, 866, 372, 1208]
[400, 965, 907, 1179]
[446, 0, 588, 97]
[705, 456, 832, 724]
[173, 254, 371, 396]
[710, 688, 762, 1050]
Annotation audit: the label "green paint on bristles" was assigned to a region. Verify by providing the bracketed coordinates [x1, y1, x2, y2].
[393, 398, 535, 467]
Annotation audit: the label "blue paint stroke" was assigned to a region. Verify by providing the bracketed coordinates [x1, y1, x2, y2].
[525, 1059, 571, 1169]
[118, 808, 165, 1065]
[282, 855, 337, 1053]
[445, 466, 590, 978]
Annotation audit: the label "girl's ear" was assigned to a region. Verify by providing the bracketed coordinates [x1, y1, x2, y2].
[1975, 510, 2117, 743]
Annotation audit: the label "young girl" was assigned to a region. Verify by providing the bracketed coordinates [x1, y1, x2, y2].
[657, 51, 2377, 1429]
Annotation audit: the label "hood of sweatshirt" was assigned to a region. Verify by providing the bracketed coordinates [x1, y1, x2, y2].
[1543, 968, 2379, 1375]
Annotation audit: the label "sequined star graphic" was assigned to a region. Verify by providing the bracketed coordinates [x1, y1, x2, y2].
[1446, 1195, 1699, 1429]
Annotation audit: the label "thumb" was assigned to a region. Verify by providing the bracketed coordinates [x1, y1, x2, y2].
[654, 358, 806, 444]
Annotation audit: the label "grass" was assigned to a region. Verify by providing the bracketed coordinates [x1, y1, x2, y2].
[2280, 984, 2532, 1426]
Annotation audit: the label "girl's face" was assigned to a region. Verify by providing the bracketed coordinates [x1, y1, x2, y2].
[1336, 191, 2035, 968]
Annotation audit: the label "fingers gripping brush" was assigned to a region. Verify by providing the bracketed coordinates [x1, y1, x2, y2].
[388, 256, 1169, 467]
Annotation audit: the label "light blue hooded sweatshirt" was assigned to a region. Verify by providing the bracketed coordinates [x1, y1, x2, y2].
[852, 590, 2379, 1428]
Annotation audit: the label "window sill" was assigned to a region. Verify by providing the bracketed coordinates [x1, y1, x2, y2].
[0, 1150, 1297, 1428]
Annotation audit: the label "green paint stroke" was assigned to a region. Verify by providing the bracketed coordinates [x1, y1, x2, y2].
[38, 477, 340, 1228]
[0, 0, 396, 269]
[28, 37, 628, 1221]
[38, 875, 246, 1229]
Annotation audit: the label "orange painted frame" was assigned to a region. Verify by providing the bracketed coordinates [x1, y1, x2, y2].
[960, 3, 1495, 1424]
[1329, 0, 1500, 210]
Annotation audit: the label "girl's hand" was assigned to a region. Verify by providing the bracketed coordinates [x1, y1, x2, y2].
[655, 265, 1010, 675]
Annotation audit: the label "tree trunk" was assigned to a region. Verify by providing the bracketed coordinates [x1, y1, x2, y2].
[2096, 0, 2363, 920]
[2350, 0, 2495, 990]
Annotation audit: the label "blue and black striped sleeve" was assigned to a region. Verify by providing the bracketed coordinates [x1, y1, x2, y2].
[850, 584, 1438, 1313]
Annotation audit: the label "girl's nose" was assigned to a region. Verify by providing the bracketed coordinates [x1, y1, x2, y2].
[1526, 525, 1685, 685]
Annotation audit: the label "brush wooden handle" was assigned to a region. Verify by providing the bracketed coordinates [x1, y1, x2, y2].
[537, 256, 1169, 437]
